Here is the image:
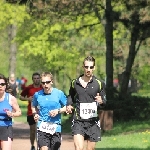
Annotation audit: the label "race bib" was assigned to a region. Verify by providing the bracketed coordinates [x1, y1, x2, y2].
[80, 102, 97, 119]
[39, 122, 57, 135]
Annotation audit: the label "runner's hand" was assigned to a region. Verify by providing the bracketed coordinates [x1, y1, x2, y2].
[28, 96, 33, 102]
[6, 110, 14, 117]
[34, 114, 39, 122]
[66, 105, 74, 114]
[49, 109, 59, 117]
[95, 93, 103, 104]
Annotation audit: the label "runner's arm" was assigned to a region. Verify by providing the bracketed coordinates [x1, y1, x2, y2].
[20, 87, 31, 101]
[57, 106, 66, 114]
[67, 83, 76, 106]
[31, 94, 39, 121]
[9, 95, 22, 117]
[98, 81, 107, 108]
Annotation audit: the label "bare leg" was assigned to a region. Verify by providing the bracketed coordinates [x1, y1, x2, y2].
[40, 146, 49, 150]
[1, 137, 12, 150]
[86, 140, 96, 150]
[0, 141, 1, 150]
[30, 124, 36, 147]
[74, 134, 84, 150]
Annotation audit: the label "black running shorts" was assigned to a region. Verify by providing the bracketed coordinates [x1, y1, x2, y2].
[0, 126, 13, 141]
[37, 130, 61, 150]
[27, 115, 36, 125]
[72, 120, 101, 142]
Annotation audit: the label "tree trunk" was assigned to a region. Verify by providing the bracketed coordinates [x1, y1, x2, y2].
[119, 27, 139, 99]
[8, 24, 17, 76]
[105, 0, 114, 100]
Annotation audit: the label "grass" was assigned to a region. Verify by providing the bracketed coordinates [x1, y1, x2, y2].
[61, 114, 72, 133]
[13, 99, 28, 123]
[95, 120, 150, 149]
[96, 130, 150, 149]
[102, 120, 150, 136]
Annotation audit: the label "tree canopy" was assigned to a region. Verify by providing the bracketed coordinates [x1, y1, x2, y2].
[1, 0, 150, 96]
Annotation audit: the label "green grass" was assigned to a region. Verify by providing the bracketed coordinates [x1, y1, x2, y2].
[61, 114, 72, 133]
[96, 130, 150, 149]
[14, 99, 28, 123]
[102, 120, 150, 136]
[95, 120, 150, 149]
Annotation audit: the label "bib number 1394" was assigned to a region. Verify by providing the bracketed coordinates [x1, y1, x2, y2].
[80, 102, 97, 119]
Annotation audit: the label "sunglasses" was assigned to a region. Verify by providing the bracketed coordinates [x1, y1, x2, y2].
[0, 83, 6, 86]
[84, 66, 94, 69]
[41, 81, 51, 85]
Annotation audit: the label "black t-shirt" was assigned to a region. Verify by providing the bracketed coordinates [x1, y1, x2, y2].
[67, 75, 106, 121]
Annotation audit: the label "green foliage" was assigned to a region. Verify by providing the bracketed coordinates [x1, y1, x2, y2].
[16, 5, 107, 91]
[1, 0, 150, 95]
[137, 65, 150, 88]
[0, 1, 30, 29]
[0, 31, 9, 76]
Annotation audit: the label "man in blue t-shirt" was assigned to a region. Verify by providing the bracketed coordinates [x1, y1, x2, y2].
[32, 72, 67, 150]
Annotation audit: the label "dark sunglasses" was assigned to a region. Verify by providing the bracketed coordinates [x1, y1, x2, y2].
[0, 83, 6, 86]
[84, 66, 94, 69]
[41, 81, 51, 85]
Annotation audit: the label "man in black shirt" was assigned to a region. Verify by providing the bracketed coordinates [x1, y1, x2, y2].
[66, 56, 106, 150]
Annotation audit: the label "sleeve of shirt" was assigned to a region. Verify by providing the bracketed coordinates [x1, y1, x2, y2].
[98, 81, 107, 107]
[67, 80, 76, 106]
[59, 90, 67, 106]
[20, 87, 28, 97]
[32, 92, 38, 107]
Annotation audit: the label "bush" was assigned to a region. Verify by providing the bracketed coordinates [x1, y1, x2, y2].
[104, 96, 150, 122]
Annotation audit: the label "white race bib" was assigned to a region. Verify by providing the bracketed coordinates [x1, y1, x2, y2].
[80, 102, 97, 119]
[39, 122, 57, 135]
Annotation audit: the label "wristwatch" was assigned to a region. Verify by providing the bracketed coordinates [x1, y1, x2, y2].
[58, 109, 61, 114]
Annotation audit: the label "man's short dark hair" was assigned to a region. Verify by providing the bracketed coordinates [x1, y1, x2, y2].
[83, 56, 95, 66]
[32, 72, 40, 79]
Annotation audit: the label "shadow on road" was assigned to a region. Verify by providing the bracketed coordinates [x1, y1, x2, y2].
[13, 123, 30, 139]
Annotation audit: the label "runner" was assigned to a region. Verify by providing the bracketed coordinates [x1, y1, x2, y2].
[0, 73, 21, 150]
[66, 56, 107, 150]
[32, 72, 67, 150]
[8, 73, 19, 98]
[20, 72, 42, 150]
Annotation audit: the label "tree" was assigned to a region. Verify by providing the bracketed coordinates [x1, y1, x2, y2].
[0, 1, 30, 76]
[17, 0, 150, 98]
[117, 0, 150, 98]
[8, 24, 17, 75]
[105, 0, 114, 99]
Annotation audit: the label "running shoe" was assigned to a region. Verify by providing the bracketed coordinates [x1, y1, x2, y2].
[31, 146, 35, 150]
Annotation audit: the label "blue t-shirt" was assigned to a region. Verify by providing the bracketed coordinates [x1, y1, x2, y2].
[32, 88, 67, 132]
[0, 93, 12, 126]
